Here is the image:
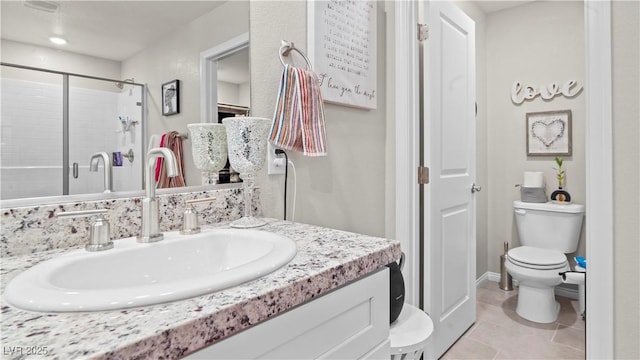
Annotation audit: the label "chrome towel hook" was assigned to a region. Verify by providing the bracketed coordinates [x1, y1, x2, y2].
[278, 40, 313, 70]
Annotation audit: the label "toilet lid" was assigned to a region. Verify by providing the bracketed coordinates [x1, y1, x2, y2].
[508, 246, 567, 270]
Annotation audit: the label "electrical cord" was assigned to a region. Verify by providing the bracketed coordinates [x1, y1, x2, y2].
[275, 149, 288, 220]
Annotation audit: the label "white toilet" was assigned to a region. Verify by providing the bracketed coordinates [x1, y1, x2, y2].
[505, 200, 585, 323]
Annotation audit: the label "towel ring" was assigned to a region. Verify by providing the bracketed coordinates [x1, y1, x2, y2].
[279, 40, 313, 70]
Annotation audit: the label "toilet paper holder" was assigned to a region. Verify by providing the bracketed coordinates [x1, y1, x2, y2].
[559, 270, 586, 320]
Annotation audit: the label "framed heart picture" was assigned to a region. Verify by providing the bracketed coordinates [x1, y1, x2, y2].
[526, 110, 572, 156]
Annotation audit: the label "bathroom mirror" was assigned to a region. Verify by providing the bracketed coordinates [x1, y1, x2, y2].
[0, 1, 249, 205]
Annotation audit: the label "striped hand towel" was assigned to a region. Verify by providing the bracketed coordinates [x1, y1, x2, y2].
[269, 64, 327, 156]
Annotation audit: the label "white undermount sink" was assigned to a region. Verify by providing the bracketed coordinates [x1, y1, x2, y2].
[4, 228, 297, 312]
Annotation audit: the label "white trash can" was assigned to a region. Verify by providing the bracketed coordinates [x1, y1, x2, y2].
[390, 304, 434, 360]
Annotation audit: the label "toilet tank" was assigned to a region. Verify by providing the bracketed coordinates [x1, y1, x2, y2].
[513, 201, 585, 253]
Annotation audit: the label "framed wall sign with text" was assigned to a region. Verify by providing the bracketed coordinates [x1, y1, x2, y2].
[308, 1, 377, 109]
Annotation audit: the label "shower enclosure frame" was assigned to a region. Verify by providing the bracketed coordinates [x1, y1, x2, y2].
[0, 62, 147, 195]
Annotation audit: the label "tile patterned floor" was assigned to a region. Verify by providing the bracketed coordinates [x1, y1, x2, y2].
[441, 281, 586, 359]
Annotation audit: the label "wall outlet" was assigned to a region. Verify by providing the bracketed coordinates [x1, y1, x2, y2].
[267, 143, 286, 175]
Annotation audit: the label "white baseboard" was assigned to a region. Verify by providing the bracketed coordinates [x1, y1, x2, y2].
[477, 272, 579, 300]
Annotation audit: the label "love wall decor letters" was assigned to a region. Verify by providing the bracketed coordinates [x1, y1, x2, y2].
[511, 80, 582, 104]
[512, 80, 580, 157]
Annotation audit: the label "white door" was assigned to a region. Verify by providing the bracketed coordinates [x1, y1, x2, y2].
[422, 1, 476, 358]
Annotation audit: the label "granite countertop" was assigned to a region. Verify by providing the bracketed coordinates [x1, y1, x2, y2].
[0, 219, 401, 360]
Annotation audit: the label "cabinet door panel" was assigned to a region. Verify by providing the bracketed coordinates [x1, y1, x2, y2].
[187, 269, 390, 359]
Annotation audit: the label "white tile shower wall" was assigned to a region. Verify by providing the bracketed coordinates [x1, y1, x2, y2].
[114, 89, 143, 192]
[68, 86, 119, 195]
[1, 78, 63, 199]
[1, 78, 143, 199]
[0, 168, 63, 199]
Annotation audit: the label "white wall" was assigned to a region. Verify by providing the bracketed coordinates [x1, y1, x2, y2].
[0, 39, 121, 81]
[121, 0, 249, 187]
[251, 1, 388, 237]
[217, 80, 250, 107]
[485, 1, 585, 273]
[238, 82, 250, 107]
[612, 1, 640, 357]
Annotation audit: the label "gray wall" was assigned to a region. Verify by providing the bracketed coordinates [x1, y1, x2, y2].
[485, 1, 586, 273]
[456, 1, 585, 278]
[456, 0, 490, 282]
[612, 1, 640, 358]
[250, 1, 388, 238]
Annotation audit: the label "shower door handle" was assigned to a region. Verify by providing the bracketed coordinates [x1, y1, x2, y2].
[72, 162, 79, 179]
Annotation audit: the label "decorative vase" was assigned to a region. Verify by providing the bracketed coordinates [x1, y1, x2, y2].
[223, 117, 271, 228]
[550, 187, 571, 203]
[187, 123, 228, 185]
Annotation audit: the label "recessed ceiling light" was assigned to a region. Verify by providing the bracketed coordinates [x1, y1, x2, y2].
[49, 37, 67, 45]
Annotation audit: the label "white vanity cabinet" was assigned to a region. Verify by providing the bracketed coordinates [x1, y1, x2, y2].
[186, 268, 390, 359]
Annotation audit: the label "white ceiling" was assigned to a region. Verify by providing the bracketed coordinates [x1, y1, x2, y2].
[0, 0, 530, 85]
[0, 1, 228, 61]
[0, 1, 251, 84]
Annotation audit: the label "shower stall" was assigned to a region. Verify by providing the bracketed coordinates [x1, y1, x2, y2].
[0, 63, 146, 200]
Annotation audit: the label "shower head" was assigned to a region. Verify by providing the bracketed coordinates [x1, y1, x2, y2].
[115, 78, 135, 90]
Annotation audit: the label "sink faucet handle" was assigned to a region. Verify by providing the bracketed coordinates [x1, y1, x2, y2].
[181, 197, 217, 235]
[185, 196, 217, 206]
[56, 209, 113, 252]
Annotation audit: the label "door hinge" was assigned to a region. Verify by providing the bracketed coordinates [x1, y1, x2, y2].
[418, 166, 430, 185]
[418, 23, 429, 41]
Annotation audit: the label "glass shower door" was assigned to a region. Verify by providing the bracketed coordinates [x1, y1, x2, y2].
[68, 76, 144, 195]
[0, 67, 64, 200]
[1, 64, 145, 200]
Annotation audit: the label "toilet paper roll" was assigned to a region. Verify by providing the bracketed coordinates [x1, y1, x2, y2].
[523, 171, 545, 188]
[560, 271, 585, 285]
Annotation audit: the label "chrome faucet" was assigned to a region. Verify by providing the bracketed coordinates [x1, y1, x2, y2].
[89, 152, 113, 192]
[138, 147, 178, 243]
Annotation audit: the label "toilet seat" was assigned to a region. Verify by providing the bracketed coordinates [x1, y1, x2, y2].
[507, 246, 567, 270]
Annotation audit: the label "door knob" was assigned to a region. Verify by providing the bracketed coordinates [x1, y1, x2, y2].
[471, 183, 482, 193]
